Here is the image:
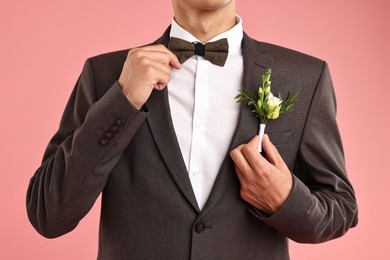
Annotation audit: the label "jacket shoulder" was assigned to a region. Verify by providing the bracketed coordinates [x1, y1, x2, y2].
[251, 38, 325, 70]
[252, 39, 327, 88]
[80, 49, 129, 98]
[88, 49, 129, 76]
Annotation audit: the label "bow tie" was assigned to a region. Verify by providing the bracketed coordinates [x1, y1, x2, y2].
[168, 37, 229, 66]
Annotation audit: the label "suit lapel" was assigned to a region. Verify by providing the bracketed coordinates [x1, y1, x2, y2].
[229, 32, 274, 149]
[199, 33, 274, 216]
[146, 27, 200, 212]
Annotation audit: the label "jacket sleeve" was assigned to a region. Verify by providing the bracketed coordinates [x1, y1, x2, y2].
[26, 58, 148, 238]
[252, 62, 358, 243]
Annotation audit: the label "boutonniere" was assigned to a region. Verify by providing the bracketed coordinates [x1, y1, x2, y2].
[235, 68, 299, 152]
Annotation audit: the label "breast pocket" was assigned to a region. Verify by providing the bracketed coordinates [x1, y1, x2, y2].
[266, 131, 291, 147]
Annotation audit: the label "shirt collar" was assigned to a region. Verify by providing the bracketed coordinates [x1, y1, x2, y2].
[170, 15, 243, 54]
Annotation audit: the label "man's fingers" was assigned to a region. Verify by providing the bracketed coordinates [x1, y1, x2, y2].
[131, 45, 181, 69]
[144, 44, 181, 68]
[149, 50, 181, 69]
[230, 145, 253, 180]
[247, 135, 260, 146]
[167, 52, 181, 69]
[241, 136, 270, 173]
[234, 164, 245, 183]
[231, 135, 293, 214]
[262, 134, 283, 167]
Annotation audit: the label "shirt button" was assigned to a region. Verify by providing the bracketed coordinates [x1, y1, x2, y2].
[195, 121, 202, 128]
[192, 171, 199, 177]
[195, 223, 206, 233]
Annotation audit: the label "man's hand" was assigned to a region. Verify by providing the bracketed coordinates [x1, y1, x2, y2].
[230, 134, 293, 215]
[118, 44, 181, 110]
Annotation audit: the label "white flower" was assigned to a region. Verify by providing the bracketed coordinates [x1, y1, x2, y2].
[267, 105, 281, 119]
[267, 94, 282, 119]
[267, 93, 282, 107]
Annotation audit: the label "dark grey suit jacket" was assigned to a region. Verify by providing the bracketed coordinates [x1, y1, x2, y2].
[27, 27, 358, 259]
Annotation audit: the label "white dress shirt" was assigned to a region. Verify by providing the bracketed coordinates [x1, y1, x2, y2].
[168, 17, 244, 210]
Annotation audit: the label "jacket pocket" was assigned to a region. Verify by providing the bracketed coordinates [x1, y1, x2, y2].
[267, 131, 291, 146]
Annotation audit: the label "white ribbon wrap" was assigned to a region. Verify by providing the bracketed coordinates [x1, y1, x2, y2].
[258, 123, 266, 152]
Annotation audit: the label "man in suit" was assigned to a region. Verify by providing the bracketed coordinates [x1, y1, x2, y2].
[27, 0, 358, 259]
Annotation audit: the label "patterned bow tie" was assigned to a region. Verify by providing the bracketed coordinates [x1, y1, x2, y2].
[168, 37, 229, 66]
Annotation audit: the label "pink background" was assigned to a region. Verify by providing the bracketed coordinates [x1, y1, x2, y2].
[1, 0, 389, 259]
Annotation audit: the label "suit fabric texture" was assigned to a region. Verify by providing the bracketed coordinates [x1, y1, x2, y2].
[27, 27, 358, 259]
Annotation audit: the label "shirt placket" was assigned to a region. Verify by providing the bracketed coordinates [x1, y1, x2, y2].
[189, 58, 210, 209]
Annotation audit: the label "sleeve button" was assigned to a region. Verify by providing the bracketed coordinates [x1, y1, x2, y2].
[99, 138, 109, 147]
[110, 125, 119, 133]
[116, 117, 125, 127]
[104, 131, 113, 140]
